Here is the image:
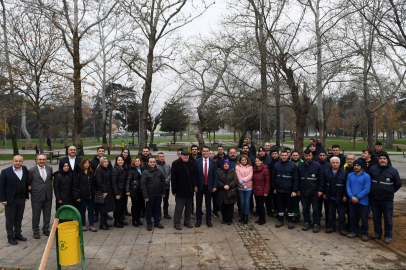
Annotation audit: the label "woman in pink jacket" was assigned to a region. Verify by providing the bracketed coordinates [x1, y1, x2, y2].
[235, 155, 253, 224]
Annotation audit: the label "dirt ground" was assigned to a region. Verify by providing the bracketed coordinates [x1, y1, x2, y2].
[367, 199, 406, 254]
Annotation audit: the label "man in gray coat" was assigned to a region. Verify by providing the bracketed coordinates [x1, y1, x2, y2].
[157, 152, 171, 219]
[28, 154, 53, 239]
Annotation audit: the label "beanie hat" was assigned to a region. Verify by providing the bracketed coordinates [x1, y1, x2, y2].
[308, 143, 316, 147]
[379, 152, 389, 160]
[353, 159, 364, 167]
[318, 149, 327, 155]
[291, 150, 299, 154]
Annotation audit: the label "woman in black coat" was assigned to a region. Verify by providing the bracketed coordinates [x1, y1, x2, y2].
[54, 162, 74, 211]
[73, 158, 97, 232]
[126, 157, 144, 227]
[121, 149, 132, 217]
[215, 160, 238, 225]
[94, 157, 116, 230]
[112, 156, 129, 228]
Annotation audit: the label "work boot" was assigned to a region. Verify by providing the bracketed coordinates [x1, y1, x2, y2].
[275, 221, 284, 228]
[384, 237, 391, 244]
[339, 231, 346, 236]
[258, 219, 266, 225]
[361, 234, 369, 242]
[136, 219, 143, 225]
[120, 217, 128, 226]
[325, 228, 336, 234]
[99, 224, 109, 230]
[371, 233, 381, 240]
[132, 220, 139, 227]
[288, 222, 294, 229]
[347, 232, 358, 238]
[14, 234, 27, 241]
[302, 223, 311, 231]
[154, 223, 164, 229]
[8, 236, 18, 245]
[313, 224, 320, 233]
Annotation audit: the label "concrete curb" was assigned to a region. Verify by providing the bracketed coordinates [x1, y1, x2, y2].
[372, 238, 406, 258]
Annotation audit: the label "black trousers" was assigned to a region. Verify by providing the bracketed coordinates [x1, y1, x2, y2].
[265, 187, 277, 213]
[100, 213, 108, 225]
[162, 189, 170, 215]
[328, 199, 346, 231]
[220, 202, 234, 222]
[302, 194, 320, 225]
[196, 185, 212, 222]
[113, 194, 127, 220]
[130, 193, 144, 221]
[370, 199, 394, 238]
[212, 190, 219, 214]
[255, 196, 265, 220]
[5, 196, 25, 237]
[319, 196, 329, 225]
[276, 193, 294, 222]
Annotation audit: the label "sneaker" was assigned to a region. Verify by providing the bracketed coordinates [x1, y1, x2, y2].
[339, 230, 346, 236]
[147, 225, 152, 231]
[384, 237, 391, 244]
[325, 228, 336, 234]
[302, 223, 311, 231]
[361, 234, 368, 242]
[293, 217, 300, 223]
[313, 224, 320, 233]
[347, 232, 358, 238]
[82, 226, 88, 231]
[275, 221, 284, 228]
[371, 233, 381, 240]
[288, 222, 294, 229]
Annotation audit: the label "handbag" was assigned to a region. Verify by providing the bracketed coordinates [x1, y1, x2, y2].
[94, 191, 105, 204]
[226, 187, 238, 199]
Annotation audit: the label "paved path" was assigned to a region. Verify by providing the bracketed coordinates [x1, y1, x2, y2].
[0, 156, 406, 269]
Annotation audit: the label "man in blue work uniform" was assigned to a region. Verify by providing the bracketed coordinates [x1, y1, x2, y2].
[273, 150, 299, 229]
[298, 149, 324, 233]
[369, 152, 401, 244]
[323, 157, 348, 236]
[318, 149, 331, 226]
[346, 159, 371, 241]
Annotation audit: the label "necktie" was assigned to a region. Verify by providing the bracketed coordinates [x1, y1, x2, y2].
[204, 159, 208, 185]
[41, 167, 46, 181]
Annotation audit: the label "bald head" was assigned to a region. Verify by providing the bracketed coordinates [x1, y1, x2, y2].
[12, 155, 23, 169]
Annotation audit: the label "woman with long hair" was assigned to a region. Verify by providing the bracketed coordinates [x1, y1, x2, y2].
[112, 155, 129, 228]
[73, 158, 97, 232]
[235, 155, 253, 224]
[126, 157, 145, 227]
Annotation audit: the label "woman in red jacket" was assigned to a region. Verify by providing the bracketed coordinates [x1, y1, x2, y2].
[252, 157, 271, 225]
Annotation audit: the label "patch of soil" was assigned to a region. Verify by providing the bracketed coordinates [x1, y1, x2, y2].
[368, 199, 406, 254]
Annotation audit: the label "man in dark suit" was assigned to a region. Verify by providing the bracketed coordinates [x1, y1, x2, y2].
[0, 155, 30, 245]
[59, 146, 82, 172]
[247, 138, 256, 157]
[28, 154, 53, 239]
[194, 146, 218, 227]
[172, 150, 195, 230]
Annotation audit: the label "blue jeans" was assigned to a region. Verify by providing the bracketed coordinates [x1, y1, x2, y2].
[370, 199, 393, 238]
[146, 195, 162, 226]
[349, 203, 369, 235]
[237, 189, 252, 215]
[79, 199, 94, 226]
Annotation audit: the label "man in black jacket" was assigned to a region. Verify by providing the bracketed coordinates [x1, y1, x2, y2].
[214, 145, 229, 169]
[327, 145, 346, 167]
[172, 150, 195, 230]
[358, 149, 378, 174]
[189, 145, 202, 163]
[372, 142, 391, 165]
[141, 147, 151, 167]
[0, 155, 30, 245]
[59, 146, 82, 172]
[247, 138, 256, 157]
[140, 157, 166, 231]
[156, 153, 171, 219]
[369, 152, 401, 244]
[323, 157, 348, 236]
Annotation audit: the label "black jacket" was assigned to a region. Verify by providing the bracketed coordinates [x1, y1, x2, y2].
[273, 160, 299, 193]
[215, 168, 238, 205]
[298, 160, 324, 196]
[369, 165, 401, 201]
[358, 158, 378, 174]
[126, 167, 142, 198]
[372, 150, 391, 165]
[54, 171, 73, 204]
[90, 155, 112, 172]
[248, 144, 256, 157]
[189, 153, 202, 164]
[319, 160, 331, 173]
[72, 169, 95, 200]
[214, 154, 229, 169]
[323, 167, 347, 203]
[111, 164, 128, 196]
[94, 166, 116, 213]
[171, 159, 195, 198]
[140, 166, 165, 199]
[59, 156, 82, 172]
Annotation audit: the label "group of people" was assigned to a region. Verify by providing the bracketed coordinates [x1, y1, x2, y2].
[0, 139, 401, 247]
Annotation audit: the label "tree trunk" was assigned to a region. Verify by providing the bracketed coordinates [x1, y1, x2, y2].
[275, 70, 281, 147]
[213, 130, 216, 142]
[173, 132, 176, 144]
[36, 110, 44, 154]
[233, 128, 236, 141]
[21, 97, 31, 142]
[238, 126, 247, 148]
[1, 0, 18, 154]
[195, 111, 205, 149]
[72, 30, 84, 153]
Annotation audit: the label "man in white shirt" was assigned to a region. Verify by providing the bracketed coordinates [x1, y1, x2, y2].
[59, 146, 82, 172]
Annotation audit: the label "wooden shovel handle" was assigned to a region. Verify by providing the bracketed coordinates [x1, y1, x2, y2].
[39, 218, 59, 270]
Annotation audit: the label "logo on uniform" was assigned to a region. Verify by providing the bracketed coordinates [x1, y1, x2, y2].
[386, 178, 390, 182]
[312, 174, 315, 178]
